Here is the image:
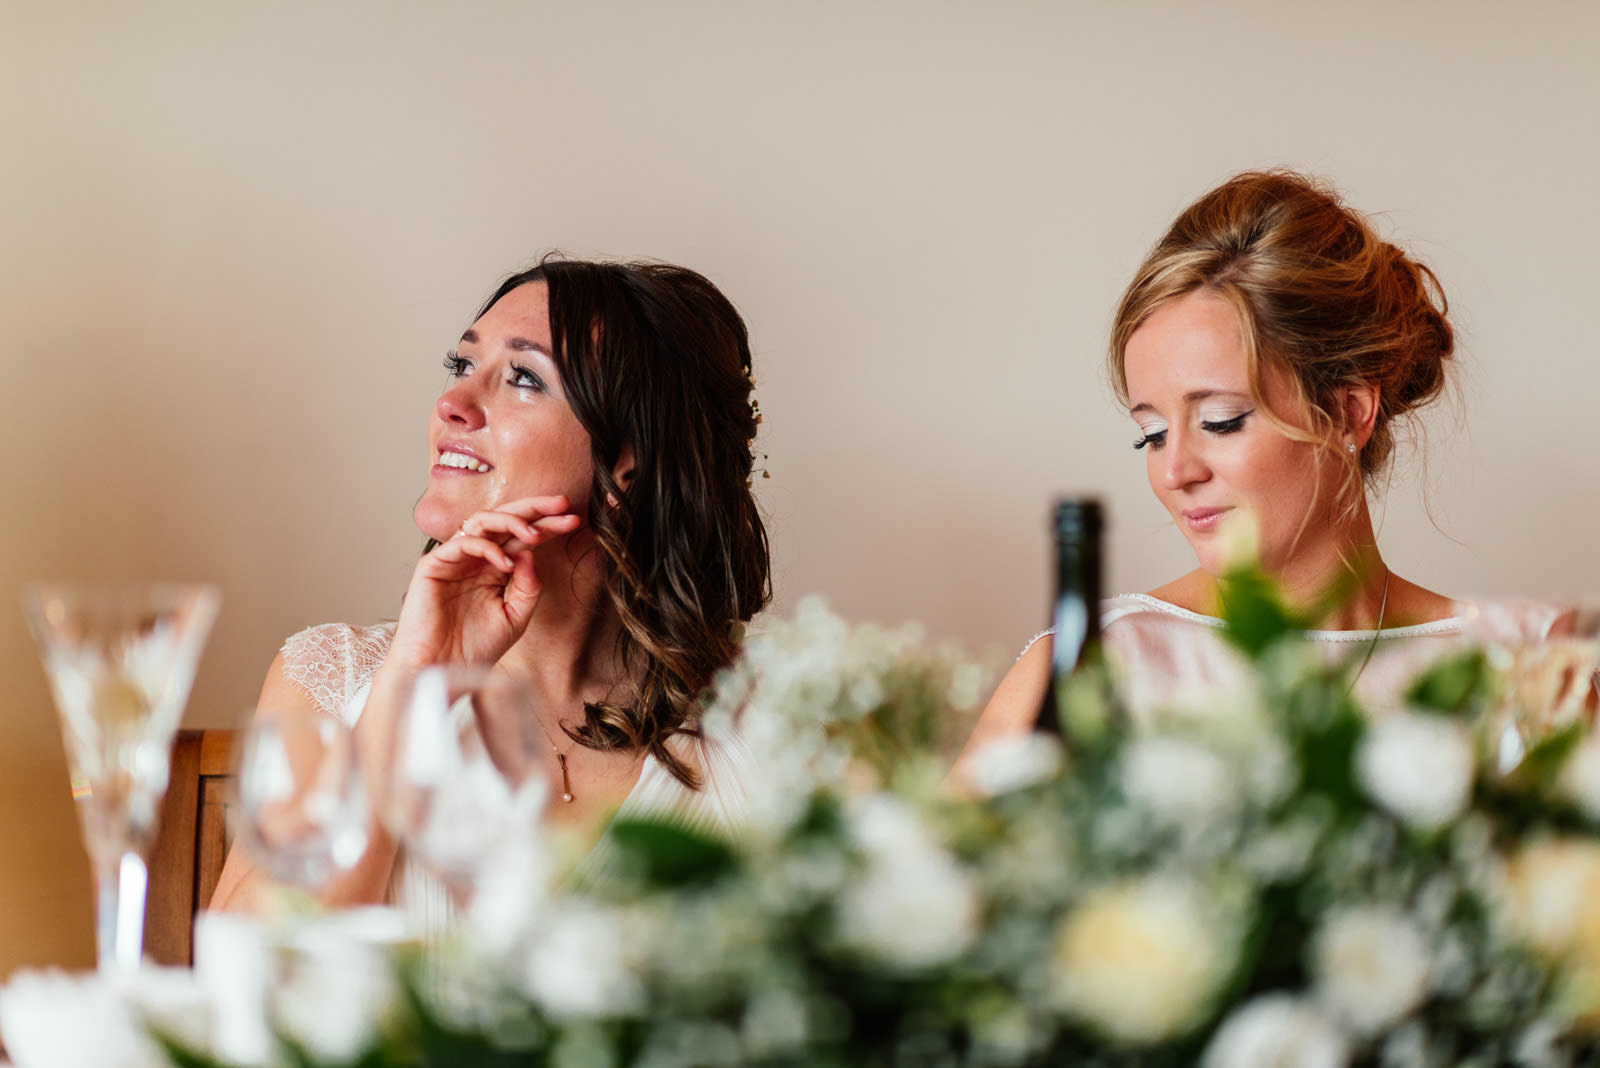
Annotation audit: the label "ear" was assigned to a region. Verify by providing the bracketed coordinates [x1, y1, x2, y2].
[1337, 383, 1380, 449]
[610, 442, 636, 497]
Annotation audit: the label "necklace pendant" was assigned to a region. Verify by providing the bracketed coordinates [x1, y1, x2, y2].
[556, 751, 574, 804]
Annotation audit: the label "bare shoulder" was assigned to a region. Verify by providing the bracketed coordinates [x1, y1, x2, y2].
[1145, 570, 1216, 615]
[1385, 575, 1458, 628]
[256, 647, 320, 715]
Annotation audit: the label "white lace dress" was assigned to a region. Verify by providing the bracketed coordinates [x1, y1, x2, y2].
[280, 622, 758, 936]
[1026, 594, 1572, 724]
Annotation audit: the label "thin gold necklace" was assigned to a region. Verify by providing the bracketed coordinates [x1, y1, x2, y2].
[1349, 566, 1391, 688]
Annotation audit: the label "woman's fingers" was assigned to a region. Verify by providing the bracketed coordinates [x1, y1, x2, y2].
[492, 495, 574, 518]
[457, 498, 582, 544]
[431, 533, 517, 573]
[501, 548, 542, 628]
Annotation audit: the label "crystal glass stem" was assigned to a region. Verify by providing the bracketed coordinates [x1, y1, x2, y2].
[94, 851, 149, 972]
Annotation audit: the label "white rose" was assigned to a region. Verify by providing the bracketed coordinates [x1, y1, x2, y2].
[1498, 837, 1600, 961]
[1557, 735, 1600, 821]
[272, 911, 409, 1065]
[963, 732, 1063, 796]
[1120, 736, 1240, 824]
[1201, 995, 1349, 1068]
[1311, 905, 1431, 1034]
[0, 967, 213, 1068]
[1357, 712, 1475, 831]
[515, 901, 644, 1018]
[194, 911, 275, 1067]
[467, 826, 559, 953]
[1052, 876, 1235, 1045]
[834, 795, 979, 969]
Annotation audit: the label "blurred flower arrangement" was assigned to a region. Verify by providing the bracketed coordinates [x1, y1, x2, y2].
[105, 590, 1600, 1065]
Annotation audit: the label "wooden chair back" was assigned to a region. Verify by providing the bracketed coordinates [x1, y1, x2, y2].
[145, 728, 236, 965]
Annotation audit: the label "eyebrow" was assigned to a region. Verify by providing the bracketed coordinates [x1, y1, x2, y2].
[1129, 389, 1251, 415]
[458, 329, 552, 357]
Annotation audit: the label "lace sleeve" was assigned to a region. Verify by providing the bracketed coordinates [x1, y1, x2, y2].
[279, 622, 395, 724]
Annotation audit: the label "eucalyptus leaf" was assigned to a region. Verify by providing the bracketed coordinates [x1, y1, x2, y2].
[608, 818, 739, 888]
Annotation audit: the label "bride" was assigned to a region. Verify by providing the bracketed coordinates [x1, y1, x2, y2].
[210, 257, 770, 929]
[959, 169, 1570, 762]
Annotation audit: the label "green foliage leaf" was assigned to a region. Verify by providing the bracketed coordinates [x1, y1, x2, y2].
[607, 817, 739, 889]
[1511, 723, 1584, 791]
[1406, 650, 1492, 715]
[150, 1031, 230, 1068]
[1217, 567, 1301, 658]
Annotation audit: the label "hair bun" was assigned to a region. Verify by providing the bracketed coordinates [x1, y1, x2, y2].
[1385, 249, 1454, 417]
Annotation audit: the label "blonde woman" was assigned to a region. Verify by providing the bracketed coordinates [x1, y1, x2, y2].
[961, 170, 1568, 762]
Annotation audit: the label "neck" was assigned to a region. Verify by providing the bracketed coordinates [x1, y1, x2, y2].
[1217, 509, 1390, 630]
[497, 538, 629, 715]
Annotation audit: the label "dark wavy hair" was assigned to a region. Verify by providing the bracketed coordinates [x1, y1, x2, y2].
[433, 256, 771, 788]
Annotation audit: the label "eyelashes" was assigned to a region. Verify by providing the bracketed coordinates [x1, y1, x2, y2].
[507, 362, 548, 393]
[1132, 410, 1254, 451]
[441, 351, 547, 393]
[1132, 430, 1166, 451]
[1201, 411, 1252, 436]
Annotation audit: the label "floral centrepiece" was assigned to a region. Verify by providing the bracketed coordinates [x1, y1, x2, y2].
[111, 588, 1600, 1067]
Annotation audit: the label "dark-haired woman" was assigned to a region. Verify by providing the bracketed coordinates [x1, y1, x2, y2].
[211, 259, 770, 930]
[957, 170, 1570, 771]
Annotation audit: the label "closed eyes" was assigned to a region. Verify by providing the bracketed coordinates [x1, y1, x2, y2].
[1132, 429, 1166, 451]
[1131, 410, 1254, 450]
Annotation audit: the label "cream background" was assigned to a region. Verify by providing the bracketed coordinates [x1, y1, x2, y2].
[2, 1, 1596, 973]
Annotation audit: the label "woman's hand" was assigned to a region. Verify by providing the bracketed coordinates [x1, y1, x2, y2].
[387, 496, 583, 671]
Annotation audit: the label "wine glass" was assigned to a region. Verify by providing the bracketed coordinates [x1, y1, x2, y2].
[231, 704, 369, 891]
[21, 583, 219, 972]
[384, 665, 549, 901]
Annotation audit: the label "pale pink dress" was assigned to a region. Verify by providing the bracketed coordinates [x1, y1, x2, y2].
[1026, 594, 1573, 724]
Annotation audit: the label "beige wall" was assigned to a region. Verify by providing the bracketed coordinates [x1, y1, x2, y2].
[3, 1, 1597, 973]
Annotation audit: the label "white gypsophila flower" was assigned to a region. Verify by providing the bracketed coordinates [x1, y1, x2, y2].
[1052, 875, 1235, 1045]
[703, 597, 982, 830]
[272, 918, 405, 1065]
[1357, 712, 1476, 832]
[963, 732, 1063, 797]
[1201, 995, 1350, 1068]
[0, 967, 214, 1068]
[834, 795, 979, 969]
[1311, 905, 1432, 1035]
[1556, 734, 1600, 821]
[515, 900, 644, 1019]
[1120, 735, 1240, 824]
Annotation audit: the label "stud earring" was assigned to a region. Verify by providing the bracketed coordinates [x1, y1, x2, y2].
[1346, 442, 1357, 455]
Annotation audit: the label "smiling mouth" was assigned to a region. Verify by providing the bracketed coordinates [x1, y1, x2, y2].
[437, 450, 492, 473]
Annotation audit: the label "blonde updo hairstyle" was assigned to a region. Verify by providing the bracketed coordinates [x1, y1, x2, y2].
[1109, 170, 1455, 520]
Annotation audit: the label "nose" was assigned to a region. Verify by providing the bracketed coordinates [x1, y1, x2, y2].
[435, 379, 486, 430]
[1156, 428, 1211, 492]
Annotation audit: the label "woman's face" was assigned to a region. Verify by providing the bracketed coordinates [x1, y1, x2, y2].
[1122, 289, 1345, 580]
[413, 281, 596, 543]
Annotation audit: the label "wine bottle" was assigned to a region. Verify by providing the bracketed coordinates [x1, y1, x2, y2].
[1034, 498, 1106, 736]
